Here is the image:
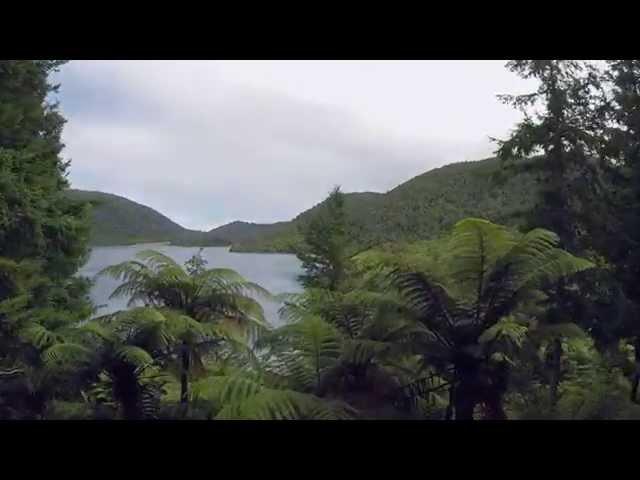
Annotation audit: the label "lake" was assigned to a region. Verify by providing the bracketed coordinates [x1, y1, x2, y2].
[77, 244, 304, 326]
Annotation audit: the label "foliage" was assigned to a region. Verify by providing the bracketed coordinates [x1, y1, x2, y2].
[509, 337, 640, 420]
[595, 61, 640, 307]
[0, 61, 90, 277]
[374, 218, 594, 419]
[495, 60, 607, 254]
[0, 61, 94, 418]
[191, 370, 355, 420]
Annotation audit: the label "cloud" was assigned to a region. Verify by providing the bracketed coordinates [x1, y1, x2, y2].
[55, 61, 533, 231]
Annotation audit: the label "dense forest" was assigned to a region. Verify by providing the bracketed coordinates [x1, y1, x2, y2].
[1, 59, 640, 420]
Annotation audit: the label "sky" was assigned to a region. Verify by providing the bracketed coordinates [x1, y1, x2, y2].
[54, 61, 538, 231]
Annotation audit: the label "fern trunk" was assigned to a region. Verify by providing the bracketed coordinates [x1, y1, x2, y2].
[452, 359, 508, 420]
[453, 366, 479, 420]
[453, 382, 477, 420]
[112, 365, 143, 420]
[631, 337, 640, 403]
[445, 386, 454, 420]
[549, 338, 562, 407]
[180, 341, 190, 406]
[631, 375, 639, 404]
[483, 391, 507, 419]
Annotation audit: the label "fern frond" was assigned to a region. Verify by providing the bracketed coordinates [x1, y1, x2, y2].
[216, 387, 353, 420]
[20, 324, 62, 349]
[136, 250, 182, 272]
[76, 321, 116, 344]
[478, 316, 529, 348]
[516, 249, 594, 291]
[219, 374, 264, 404]
[0, 293, 30, 315]
[43, 343, 93, 368]
[391, 270, 458, 342]
[341, 338, 390, 366]
[447, 218, 515, 298]
[114, 345, 154, 367]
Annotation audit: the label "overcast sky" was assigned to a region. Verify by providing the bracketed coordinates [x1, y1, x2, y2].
[55, 61, 537, 231]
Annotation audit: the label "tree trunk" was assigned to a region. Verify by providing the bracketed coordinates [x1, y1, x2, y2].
[180, 341, 190, 406]
[483, 360, 509, 420]
[445, 385, 454, 420]
[112, 365, 142, 420]
[631, 337, 640, 403]
[454, 390, 476, 420]
[631, 374, 639, 404]
[483, 391, 507, 420]
[122, 398, 141, 420]
[454, 375, 478, 420]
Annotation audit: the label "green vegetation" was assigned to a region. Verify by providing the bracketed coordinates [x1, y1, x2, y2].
[209, 220, 291, 248]
[66, 189, 228, 247]
[3, 59, 640, 420]
[0, 60, 93, 417]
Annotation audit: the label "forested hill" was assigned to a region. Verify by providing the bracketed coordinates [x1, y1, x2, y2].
[69, 156, 541, 250]
[207, 220, 291, 245]
[229, 157, 541, 252]
[65, 190, 229, 247]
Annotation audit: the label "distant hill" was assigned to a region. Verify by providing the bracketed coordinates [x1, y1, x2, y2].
[65, 190, 228, 247]
[68, 157, 542, 251]
[208, 220, 291, 245]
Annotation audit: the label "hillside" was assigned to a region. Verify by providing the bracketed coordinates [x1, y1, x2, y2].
[208, 221, 291, 245]
[225, 192, 386, 253]
[68, 157, 542, 251]
[65, 190, 228, 247]
[230, 157, 541, 252]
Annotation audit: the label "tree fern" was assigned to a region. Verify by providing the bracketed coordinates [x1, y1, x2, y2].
[381, 218, 596, 419]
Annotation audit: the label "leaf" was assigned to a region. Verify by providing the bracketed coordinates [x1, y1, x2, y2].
[447, 218, 515, 298]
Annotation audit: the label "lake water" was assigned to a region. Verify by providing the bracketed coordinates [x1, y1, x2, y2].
[77, 244, 303, 327]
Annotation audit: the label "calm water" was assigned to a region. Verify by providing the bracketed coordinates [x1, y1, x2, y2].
[77, 243, 303, 326]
